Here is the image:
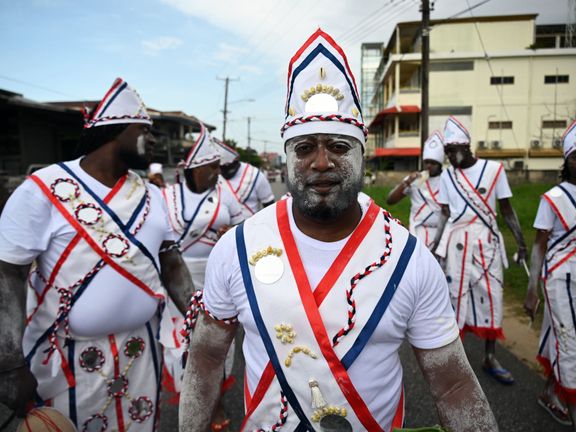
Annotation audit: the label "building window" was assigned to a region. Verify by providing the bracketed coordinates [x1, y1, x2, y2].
[490, 76, 514, 85]
[488, 121, 513, 129]
[544, 75, 569, 84]
[542, 120, 568, 129]
[430, 61, 474, 72]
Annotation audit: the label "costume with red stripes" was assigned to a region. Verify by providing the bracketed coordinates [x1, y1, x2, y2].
[436, 159, 510, 338]
[406, 174, 441, 248]
[534, 183, 576, 404]
[13, 162, 181, 432]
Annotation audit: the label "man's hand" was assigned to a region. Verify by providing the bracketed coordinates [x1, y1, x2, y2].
[0, 365, 37, 417]
[514, 247, 528, 264]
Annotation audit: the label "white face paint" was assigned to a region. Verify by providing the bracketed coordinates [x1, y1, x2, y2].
[285, 134, 364, 219]
[136, 134, 146, 156]
[455, 150, 464, 165]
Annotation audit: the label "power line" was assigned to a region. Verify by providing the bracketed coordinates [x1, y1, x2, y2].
[336, 0, 400, 43]
[0, 73, 80, 98]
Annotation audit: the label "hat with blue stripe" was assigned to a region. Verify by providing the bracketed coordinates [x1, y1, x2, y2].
[183, 123, 221, 169]
[214, 137, 240, 165]
[562, 119, 576, 158]
[443, 116, 471, 145]
[281, 29, 367, 147]
[85, 78, 151, 129]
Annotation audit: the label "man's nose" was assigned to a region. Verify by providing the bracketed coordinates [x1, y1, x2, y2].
[310, 145, 334, 171]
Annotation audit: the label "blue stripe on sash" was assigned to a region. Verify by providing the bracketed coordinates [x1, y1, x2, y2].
[558, 184, 576, 211]
[452, 162, 487, 223]
[177, 183, 215, 243]
[447, 169, 497, 237]
[67, 340, 77, 427]
[538, 326, 551, 355]
[549, 221, 576, 251]
[98, 82, 128, 118]
[57, 162, 160, 275]
[235, 223, 313, 429]
[242, 169, 260, 204]
[566, 273, 576, 337]
[417, 189, 429, 206]
[341, 234, 417, 369]
[126, 193, 147, 229]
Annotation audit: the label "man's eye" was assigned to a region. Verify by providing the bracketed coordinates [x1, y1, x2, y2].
[329, 142, 351, 153]
[294, 144, 313, 154]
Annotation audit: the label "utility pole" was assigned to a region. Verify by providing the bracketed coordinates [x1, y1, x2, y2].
[246, 116, 252, 149]
[420, 0, 431, 168]
[217, 76, 238, 142]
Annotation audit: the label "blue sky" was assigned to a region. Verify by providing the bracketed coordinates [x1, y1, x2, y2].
[0, 0, 567, 154]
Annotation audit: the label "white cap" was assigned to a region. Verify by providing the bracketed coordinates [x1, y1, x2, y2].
[214, 137, 240, 165]
[563, 119, 576, 158]
[281, 29, 366, 147]
[422, 131, 445, 164]
[443, 116, 470, 145]
[85, 78, 152, 129]
[149, 163, 163, 175]
[183, 123, 221, 169]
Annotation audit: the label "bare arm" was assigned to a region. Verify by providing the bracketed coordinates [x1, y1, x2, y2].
[159, 241, 194, 315]
[414, 338, 498, 431]
[386, 171, 419, 205]
[179, 314, 238, 431]
[524, 229, 549, 320]
[431, 204, 450, 254]
[0, 260, 37, 416]
[499, 198, 527, 262]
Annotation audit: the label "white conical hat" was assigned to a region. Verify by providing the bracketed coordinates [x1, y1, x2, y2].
[281, 29, 367, 146]
[422, 131, 445, 164]
[85, 78, 151, 129]
[562, 119, 576, 158]
[213, 137, 240, 165]
[183, 123, 221, 169]
[443, 116, 470, 145]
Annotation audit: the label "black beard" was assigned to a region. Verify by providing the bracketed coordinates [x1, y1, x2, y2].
[120, 150, 150, 170]
[287, 174, 363, 221]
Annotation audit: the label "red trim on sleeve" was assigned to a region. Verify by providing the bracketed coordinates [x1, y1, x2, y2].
[543, 194, 569, 231]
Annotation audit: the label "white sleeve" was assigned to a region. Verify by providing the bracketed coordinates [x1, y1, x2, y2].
[203, 228, 242, 319]
[0, 180, 54, 265]
[436, 171, 450, 205]
[255, 173, 275, 204]
[150, 184, 177, 242]
[533, 197, 555, 231]
[406, 240, 460, 349]
[494, 164, 512, 199]
[221, 186, 244, 225]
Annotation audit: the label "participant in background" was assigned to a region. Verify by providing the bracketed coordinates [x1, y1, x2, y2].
[0, 78, 191, 431]
[148, 162, 166, 188]
[525, 120, 576, 428]
[217, 139, 275, 218]
[432, 115, 527, 385]
[386, 131, 445, 248]
[179, 29, 496, 432]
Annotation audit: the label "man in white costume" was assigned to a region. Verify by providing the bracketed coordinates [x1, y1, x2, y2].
[217, 139, 275, 218]
[432, 116, 527, 386]
[387, 131, 444, 248]
[0, 78, 192, 431]
[179, 29, 496, 431]
[525, 120, 576, 428]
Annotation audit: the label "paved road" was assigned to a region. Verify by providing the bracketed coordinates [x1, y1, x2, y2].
[1, 180, 571, 431]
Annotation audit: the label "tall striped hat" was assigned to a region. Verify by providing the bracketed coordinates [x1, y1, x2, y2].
[281, 29, 367, 146]
[423, 131, 445, 164]
[183, 123, 221, 169]
[562, 119, 576, 158]
[85, 78, 152, 129]
[443, 116, 471, 145]
[213, 137, 240, 165]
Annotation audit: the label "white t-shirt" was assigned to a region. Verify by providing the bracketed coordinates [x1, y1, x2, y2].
[534, 182, 576, 245]
[203, 200, 459, 421]
[227, 162, 275, 213]
[405, 174, 441, 227]
[437, 159, 512, 219]
[180, 185, 243, 259]
[0, 158, 175, 337]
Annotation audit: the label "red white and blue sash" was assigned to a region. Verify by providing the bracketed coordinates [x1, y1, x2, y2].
[543, 184, 576, 279]
[410, 176, 441, 228]
[236, 198, 415, 431]
[222, 163, 261, 215]
[25, 162, 166, 398]
[163, 183, 221, 252]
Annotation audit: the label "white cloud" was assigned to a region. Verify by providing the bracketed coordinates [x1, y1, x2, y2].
[213, 42, 249, 63]
[141, 36, 183, 55]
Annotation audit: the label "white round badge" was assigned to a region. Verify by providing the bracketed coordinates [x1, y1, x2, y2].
[254, 255, 284, 284]
[52, 179, 79, 202]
